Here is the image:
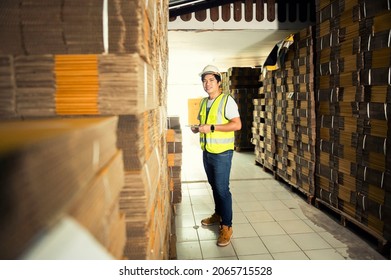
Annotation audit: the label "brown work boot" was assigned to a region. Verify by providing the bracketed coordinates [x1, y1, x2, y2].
[217, 225, 233, 247]
[201, 213, 221, 226]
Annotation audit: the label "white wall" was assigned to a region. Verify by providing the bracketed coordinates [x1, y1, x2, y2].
[167, 83, 204, 127]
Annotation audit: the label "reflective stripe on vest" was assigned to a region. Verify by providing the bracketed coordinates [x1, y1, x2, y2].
[199, 93, 235, 153]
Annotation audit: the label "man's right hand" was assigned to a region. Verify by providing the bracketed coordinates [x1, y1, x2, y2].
[190, 125, 199, 134]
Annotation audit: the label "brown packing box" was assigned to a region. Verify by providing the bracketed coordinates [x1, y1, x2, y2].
[314, 0, 391, 242]
[254, 26, 316, 194]
[55, 54, 99, 115]
[107, 211, 127, 259]
[166, 128, 182, 143]
[108, 0, 155, 62]
[0, 116, 119, 259]
[117, 107, 164, 172]
[0, 56, 17, 116]
[144, 181, 171, 259]
[166, 118, 182, 204]
[120, 146, 161, 221]
[167, 151, 182, 167]
[14, 55, 56, 117]
[167, 142, 182, 154]
[98, 53, 158, 114]
[167, 116, 181, 130]
[120, 144, 170, 259]
[67, 150, 125, 255]
[0, 0, 160, 58]
[187, 98, 202, 125]
[1, 53, 159, 118]
[0, 0, 170, 260]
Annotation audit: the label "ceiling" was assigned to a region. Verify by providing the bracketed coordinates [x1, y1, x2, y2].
[168, 29, 294, 84]
[167, 0, 312, 84]
[169, 0, 241, 18]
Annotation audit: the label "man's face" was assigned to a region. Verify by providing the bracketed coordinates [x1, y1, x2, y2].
[202, 74, 220, 95]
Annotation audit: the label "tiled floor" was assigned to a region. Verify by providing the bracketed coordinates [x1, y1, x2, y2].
[174, 130, 387, 260]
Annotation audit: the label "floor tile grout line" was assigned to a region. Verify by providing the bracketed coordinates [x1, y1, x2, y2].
[183, 174, 342, 259]
[246, 219, 276, 260]
[182, 177, 279, 184]
[189, 195, 206, 260]
[261, 198, 347, 257]
[235, 195, 310, 259]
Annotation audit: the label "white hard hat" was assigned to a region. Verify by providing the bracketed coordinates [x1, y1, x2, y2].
[199, 65, 221, 77]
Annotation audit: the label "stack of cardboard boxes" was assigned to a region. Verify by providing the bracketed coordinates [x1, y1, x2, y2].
[0, 0, 171, 259]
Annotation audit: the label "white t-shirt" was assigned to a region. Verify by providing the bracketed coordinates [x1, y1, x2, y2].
[198, 94, 240, 121]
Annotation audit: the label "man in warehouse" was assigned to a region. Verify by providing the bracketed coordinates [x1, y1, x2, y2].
[191, 65, 242, 247]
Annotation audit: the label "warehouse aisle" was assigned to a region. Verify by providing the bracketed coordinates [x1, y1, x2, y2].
[174, 130, 386, 260]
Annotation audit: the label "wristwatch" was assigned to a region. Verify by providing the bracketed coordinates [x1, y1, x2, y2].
[210, 124, 215, 133]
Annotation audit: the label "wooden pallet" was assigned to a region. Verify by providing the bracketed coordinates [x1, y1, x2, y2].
[315, 198, 390, 258]
[280, 177, 315, 205]
[254, 158, 390, 258]
[255, 159, 276, 176]
[254, 160, 315, 204]
[234, 146, 254, 152]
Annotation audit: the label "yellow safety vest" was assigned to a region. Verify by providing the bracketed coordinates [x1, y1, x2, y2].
[199, 93, 235, 153]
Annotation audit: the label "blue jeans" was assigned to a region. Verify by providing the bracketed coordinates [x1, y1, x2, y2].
[203, 150, 233, 227]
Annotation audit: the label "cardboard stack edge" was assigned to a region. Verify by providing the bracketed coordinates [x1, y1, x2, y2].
[0, 117, 124, 259]
[223, 67, 262, 152]
[166, 116, 183, 204]
[253, 26, 316, 198]
[0, 53, 158, 118]
[0, 0, 171, 260]
[251, 0, 391, 250]
[314, 0, 391, 244]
